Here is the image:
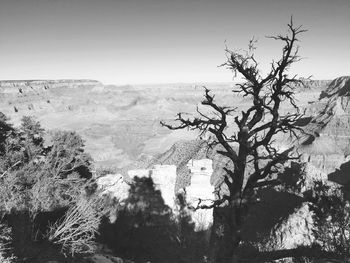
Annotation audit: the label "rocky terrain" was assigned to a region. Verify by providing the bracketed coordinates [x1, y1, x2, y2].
[5, 77, 350, 261]
[0, 80, 232, 168]
[0, 79, 330, 169]
[300, 76, 350, 184]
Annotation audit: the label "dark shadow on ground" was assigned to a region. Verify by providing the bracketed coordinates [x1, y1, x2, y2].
[98, 177, 210, 263]
[242, 188, 304, 243]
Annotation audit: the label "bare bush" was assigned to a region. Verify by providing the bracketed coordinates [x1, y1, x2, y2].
[47, 196, 107, 256]
[30, 173, 85, 212]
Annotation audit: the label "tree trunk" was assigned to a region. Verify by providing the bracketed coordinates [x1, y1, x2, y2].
[209, 206, 241, 263]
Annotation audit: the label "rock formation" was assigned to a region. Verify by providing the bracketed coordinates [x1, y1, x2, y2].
[260, 202, 315, 251]
[301, 76, 350, 182]
[97, 157, 216, 229]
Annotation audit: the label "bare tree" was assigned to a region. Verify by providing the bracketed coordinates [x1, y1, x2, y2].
[161, 19, 307, 263]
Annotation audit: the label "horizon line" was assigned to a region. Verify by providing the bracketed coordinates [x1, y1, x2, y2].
[0, 78, 335, 87]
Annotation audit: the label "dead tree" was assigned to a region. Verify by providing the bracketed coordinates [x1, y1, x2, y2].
[161, 19, 307, 263]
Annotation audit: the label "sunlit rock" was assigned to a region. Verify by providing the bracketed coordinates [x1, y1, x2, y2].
[96, 174, 130, 203]
[185, 159, 214, 229]
[186, 159, 214, 204]
[96, 160, 215, 229]
[127, 169, 150, 179]
[151, 164, 177, 208]
[128, 165, 178, 208]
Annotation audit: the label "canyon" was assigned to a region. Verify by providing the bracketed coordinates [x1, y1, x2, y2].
[0, 79, 329, 169]
[3, 77, 350, 255]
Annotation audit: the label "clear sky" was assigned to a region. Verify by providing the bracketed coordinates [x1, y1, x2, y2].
[0, 0, 349, 85]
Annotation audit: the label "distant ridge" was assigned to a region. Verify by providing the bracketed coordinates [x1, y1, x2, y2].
[303, 76, 350, 145]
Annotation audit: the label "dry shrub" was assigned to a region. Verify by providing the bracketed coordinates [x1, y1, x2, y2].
[47, 195, 107, 256]
[30, 173, 85, 212]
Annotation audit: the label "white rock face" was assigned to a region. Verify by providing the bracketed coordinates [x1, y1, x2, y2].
[96, 174, 131, 222]
[128, 165, 178, 208]
[151, 165, 177, 208]
[127, 169, 151, 179]
[96, 174, 130, 202]
[96, 160, 215, 230]
[185, 159, 215, 229]
[99, 166, 178, 210]
[186, 159, 214, 203]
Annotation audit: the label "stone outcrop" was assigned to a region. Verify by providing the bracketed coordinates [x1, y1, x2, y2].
[260, 202, 315, 251]
[97, 157, 217, 229]
[128, 164, 178, 208]
[96, 174, 130, 203]
[184, 159, 214, 229]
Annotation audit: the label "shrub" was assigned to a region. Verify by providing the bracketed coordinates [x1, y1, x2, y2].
[0, 113, 14, 155]
[47, 195, 107, 256]
[307, 181, 350, 256]
[0, 113, 98, 261]
[30, 173, 85, 212]
[0, 115, 93, 215]
[20, 116, 45, 147]
[45, 130, 92, 179]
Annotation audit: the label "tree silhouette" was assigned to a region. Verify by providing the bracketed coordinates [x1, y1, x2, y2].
[161, 19, 307, 263]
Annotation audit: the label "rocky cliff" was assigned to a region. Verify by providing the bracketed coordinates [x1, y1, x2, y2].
[0, 79, 102, 117]
[300, 76, 350, 183]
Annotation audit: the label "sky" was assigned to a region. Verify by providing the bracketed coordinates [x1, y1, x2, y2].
[0, 0, 349, 85]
